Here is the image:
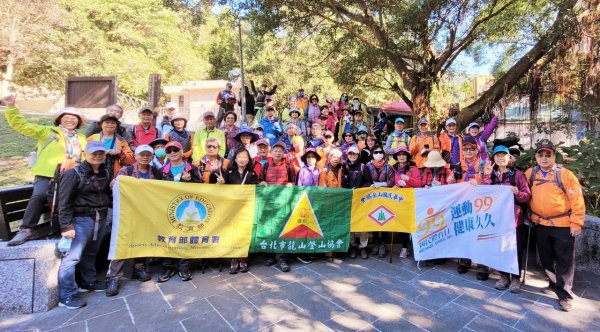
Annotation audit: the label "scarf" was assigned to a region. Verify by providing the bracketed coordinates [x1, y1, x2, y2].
[59, 126, 82, 170]
[371, 158, 386, 169]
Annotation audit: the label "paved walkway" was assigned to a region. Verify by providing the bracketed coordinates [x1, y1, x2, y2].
[2, 255, 600, 332]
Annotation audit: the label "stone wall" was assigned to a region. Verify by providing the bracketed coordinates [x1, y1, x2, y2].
[576, 215, 600, 274]
[0, 241, 59, 317]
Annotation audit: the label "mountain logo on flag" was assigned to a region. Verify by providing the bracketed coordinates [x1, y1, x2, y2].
[368, 205, 395, 226]
[279, 191, 324, 239]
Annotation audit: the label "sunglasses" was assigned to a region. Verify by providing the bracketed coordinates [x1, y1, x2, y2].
[344, 134, 353, 137]
[373, 151, 384, 155]
[166, 147, 181, 153]
[324, 135, 333, 138]
[311, 98, 318, 101]
[206, 145, 218, 149]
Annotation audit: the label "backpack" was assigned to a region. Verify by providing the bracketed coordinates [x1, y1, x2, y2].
[528, 165, 566, 194]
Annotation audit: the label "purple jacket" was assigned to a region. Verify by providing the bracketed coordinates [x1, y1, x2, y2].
[490, 168, 531, 226]
[296, 166, 321, 186]
[475, 115, 498, 161]
[366, 162, 395, 187]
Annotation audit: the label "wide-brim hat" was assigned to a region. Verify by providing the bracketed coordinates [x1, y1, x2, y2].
[392, 146, 411, 161]
[53, 107, 86, 128]
[149, 138, 168, 148]
[98, 114, 121, 126]
[424, 150, 446, 168]
[288, 108, 301, 116]
[170, 113, 188, 125]
[234, 126, 259, 143]
[301, 148, 322, 164]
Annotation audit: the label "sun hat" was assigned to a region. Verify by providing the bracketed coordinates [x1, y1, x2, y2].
[424, 151, 446, 168]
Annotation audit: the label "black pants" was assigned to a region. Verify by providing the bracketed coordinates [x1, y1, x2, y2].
[536, 225, 575, 301]
[21, 176, 52, 229]
[500, 223, 529, 279]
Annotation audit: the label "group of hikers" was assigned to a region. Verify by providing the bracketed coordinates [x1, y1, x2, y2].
[2, 86, 585, 313]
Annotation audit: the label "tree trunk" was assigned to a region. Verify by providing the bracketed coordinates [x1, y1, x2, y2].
[456, 0, 578, 129]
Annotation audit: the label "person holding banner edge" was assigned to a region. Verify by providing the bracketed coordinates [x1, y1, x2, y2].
[489, 145, 531, 293]
[525, 140, 585, 311]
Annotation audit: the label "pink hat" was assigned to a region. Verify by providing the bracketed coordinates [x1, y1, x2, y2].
[203, 111, 215, 119]
[53, 107, 86, 129]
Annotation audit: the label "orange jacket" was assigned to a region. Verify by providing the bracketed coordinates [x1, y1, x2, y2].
[318, 165, 343, 188]
[409, 132, 440, 168]
[525, 165, 585, 229]
[439, 132, 463, 168]
[458, 157, 491, 184]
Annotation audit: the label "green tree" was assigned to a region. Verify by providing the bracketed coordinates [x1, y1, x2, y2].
[242, 0, 583, 128]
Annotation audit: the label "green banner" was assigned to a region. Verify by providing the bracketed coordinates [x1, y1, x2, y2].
[250, 185, 351, 253]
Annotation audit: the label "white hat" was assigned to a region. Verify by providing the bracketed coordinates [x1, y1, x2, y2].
[445, 118, 457, 126]
[466, 122, 480, 130]
[347, 146, 359, 154]
[165, 102, 177, 109]
[135, 144, 154, 155]
[53, 107, 86, 128]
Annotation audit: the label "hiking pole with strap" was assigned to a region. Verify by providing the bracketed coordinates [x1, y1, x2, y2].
[389, 232, 394, 264]
[522, 219, 533, 285]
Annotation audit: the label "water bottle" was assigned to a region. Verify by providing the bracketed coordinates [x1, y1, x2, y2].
[57, 236, 72, 254]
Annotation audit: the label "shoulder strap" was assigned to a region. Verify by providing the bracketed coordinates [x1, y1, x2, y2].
[528, 166, 539, 186]
[261, 162, 269, 180]
[553, 165, 566, 193]
[508, 169, 516, 187]
[127, 165, 134, 176]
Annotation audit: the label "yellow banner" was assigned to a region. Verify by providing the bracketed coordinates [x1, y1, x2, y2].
[109, 176, 256, 259]
[350, 188, 416, 232]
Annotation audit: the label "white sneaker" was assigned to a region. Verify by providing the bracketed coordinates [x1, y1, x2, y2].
[399, 248, 409, 258]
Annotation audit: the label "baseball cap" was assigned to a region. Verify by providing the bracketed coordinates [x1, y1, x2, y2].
[272, 141, 286, 150]
[492, 145, 510, 156]
[256, 138, 270, 147]
[395, 117, 405, 123]
[203, 111, 215, 119]
[418, 118, 429, 125]
[165, 102, 177, 109]
[226, 82, 233, 88]
[98, 114, 120, 125]
[165, 141, 183, 150]
[85, 141, 107, 154]
[536, 141, 556, 153]
[347, 146, 359, 154]
[463, 136, 478, 146]
[445, 118, 457, 126]
[135, 144, 154, 155]
[467, 122, 480, 130]
[139, 107, 153, 114]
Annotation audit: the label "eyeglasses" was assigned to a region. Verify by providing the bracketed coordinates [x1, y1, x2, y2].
[166, 148, 181, 153]
[206, 145, 218, 149]
[373, 151, 384, 155]
[537, 152, 553, 158]
[463, 148, 477, 152]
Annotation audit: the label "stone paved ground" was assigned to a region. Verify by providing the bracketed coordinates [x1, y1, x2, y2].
[2, 255, 600, 332]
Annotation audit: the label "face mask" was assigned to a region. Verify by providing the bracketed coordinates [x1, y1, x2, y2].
[373, 154, 384, 161]
[342, 96, 348, 102]
[298, 92, 305, 98]
[155, 148, 166, 158]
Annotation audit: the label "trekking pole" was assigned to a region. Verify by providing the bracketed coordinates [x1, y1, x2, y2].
[389, 232, 394, 264]
[522, 219, 533, 285]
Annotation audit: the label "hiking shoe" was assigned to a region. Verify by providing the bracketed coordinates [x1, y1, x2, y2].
[399, 248, 409, 258]
[132, 266, 151, 282]
[239, 259, 249, 273]
[157, 268, 176, 283]
[457, 265, 469, 274]
[105, 278, 119, 297]
[179, 270, 193, 281]
[7, 228, 32, 247]
[265, 257, 276, 266]
[360, 248, 368, 259]
[559, 298, 573, 312]
[509, 279, 521, 293]
[476, 272, 489, 281]
[278, 258, 290, 272]
[79, 281, 106, 292]
[59, 296, 87, 309]
[495, 275, 510, 290]
[378, 244, 386, 258]
[349, 247, 357, 259]
[297, 255, 312, 264]
[371, 245, 379, 255]
[229, 259, 239, 274]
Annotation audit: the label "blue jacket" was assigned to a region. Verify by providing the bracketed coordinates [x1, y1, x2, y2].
[259, 117, 284, 146]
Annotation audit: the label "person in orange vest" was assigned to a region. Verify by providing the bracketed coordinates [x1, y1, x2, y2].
[525, 140, 585, 312]
[439, 118, 463, 178]
[409, 118, 440, 172]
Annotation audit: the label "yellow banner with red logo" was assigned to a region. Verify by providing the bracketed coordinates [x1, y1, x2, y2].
[350, 188, 416, 233]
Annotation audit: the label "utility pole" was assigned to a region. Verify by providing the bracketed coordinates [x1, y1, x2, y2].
[238, 18, 246, 125]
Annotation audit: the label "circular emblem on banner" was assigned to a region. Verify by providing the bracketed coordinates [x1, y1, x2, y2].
[167, 193, 215, 232]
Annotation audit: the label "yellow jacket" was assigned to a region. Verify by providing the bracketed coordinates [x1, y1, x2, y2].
[525, 165, 585, 229]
